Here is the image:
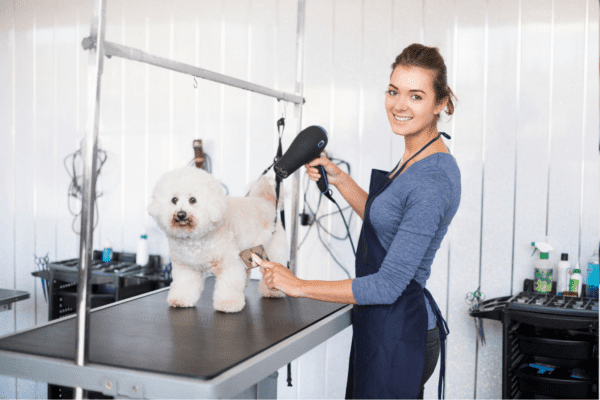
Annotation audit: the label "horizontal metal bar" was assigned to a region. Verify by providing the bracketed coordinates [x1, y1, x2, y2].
[0, 305, 352, 398]
[102, 41, 304, 104]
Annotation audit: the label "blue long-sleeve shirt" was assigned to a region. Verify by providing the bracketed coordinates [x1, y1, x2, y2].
[352, 152, 461, 330]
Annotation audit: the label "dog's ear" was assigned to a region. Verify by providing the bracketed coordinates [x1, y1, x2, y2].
[148, 196, 160, 220]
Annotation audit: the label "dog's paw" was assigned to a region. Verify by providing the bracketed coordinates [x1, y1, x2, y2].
[259, 279, 286, 298]
[167, 290, 199, 308]
[214, 295, 246, 313]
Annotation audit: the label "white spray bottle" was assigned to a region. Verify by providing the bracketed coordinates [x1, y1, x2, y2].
[531, 242, 554, 293]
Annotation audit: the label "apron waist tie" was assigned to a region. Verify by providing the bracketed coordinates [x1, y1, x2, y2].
[424, 289, 450, 399]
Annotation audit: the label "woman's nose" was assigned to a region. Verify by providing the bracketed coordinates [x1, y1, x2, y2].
[393, 96, 408, 111]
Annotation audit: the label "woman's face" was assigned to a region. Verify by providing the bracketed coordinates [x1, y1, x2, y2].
[385, 66, 446, 138]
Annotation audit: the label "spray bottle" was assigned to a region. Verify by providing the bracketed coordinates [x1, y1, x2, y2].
[531, 242, 553, 293]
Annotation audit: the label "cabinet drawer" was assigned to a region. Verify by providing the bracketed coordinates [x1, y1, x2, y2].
[518, 334, 594, 360]
[516, 369, 594, 399]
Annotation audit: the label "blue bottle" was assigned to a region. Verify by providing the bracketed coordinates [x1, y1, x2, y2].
[102, 239, 113, 263]
[586, 247, 599, 299]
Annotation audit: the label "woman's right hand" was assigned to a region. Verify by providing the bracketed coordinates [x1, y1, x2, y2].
[304, 154, 346, 188]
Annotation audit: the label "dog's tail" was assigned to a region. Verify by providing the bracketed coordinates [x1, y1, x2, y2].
[246, 175, 285, 210]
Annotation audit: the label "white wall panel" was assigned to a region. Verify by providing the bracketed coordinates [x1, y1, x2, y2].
[55, 0, 81, 261]
[119, 0, 148, 255]
[13, 0, 39, 397]
[512, 0, 553, 296]
[0, 1, 598, 399]
[580, 0, 600, 270]
[547, 0, 587, 273]
[476, 1, 520, 398]
[99, 0, 125, 255]
[445, 0, 487, 398]
[0, 2, 17, 398]
[296, 0, 334, 396]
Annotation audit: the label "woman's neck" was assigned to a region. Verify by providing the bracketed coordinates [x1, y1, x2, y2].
[402, 124, 440, 160]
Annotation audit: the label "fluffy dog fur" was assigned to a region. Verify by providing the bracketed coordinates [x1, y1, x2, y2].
[148, 166, 287, 313]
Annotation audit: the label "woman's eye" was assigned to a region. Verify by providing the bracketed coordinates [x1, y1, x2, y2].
[189, 197, 196, 204]
[386, 90, 398, 96]
[171, 198, 178, 204]
[411, 94, 422, 100]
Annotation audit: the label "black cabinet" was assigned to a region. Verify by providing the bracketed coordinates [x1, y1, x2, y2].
[472, 281, 598, 399]
[502, 309, 598, 399]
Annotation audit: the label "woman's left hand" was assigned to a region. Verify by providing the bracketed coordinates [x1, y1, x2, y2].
[252, 254, 305, 298]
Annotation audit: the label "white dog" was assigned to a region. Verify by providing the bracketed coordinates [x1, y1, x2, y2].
[148, 166, 287, 313]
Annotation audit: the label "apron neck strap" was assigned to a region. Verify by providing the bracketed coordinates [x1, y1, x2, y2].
[389, 133, 441, 181]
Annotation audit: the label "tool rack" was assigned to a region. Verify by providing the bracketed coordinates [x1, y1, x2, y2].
[471, 280, 599, 399]
[0, 0, 322, 398]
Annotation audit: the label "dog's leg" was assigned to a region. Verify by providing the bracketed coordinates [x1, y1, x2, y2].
[167, 262, 204, 308]
[260, 220, 287, 298]
[212, 256, 248, 313]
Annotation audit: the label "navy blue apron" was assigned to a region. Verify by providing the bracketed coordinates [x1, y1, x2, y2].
[345, 134, 450, 400]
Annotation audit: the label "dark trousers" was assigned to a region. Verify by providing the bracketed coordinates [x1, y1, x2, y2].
[417, 324, 441, 399]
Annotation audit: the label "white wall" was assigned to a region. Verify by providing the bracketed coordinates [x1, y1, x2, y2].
[0, 0, 598, 399]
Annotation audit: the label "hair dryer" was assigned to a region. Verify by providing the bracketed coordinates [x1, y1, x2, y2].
[274, 125, 329, 194]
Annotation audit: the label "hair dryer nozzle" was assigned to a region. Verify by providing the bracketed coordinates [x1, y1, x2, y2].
[274, 126, 327, 179]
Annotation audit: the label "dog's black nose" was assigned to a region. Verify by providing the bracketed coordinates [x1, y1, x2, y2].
[176, 211, 187, 221]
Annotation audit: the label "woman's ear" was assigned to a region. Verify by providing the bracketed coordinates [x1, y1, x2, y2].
[434, 96, 449, 117]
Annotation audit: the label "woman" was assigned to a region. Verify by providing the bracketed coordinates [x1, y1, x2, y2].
[253, 44, 461, 399]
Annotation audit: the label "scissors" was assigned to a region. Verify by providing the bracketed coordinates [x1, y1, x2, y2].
[161, 263, 172, 281]
[34, 253, 50, 303]
[466, 285, 486, 345]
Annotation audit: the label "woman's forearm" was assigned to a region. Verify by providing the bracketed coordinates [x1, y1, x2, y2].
[333, 173, 368, 220]
[299, 278, 357, 304]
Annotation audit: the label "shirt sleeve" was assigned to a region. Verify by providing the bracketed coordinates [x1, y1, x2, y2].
[352, 174, 451, 305]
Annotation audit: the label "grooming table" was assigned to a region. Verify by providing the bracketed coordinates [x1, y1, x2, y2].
[0, 277, 351, 398]
[0, 289, 30, 312]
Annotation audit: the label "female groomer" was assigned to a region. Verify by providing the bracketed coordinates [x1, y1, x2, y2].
[253, 43, 461, 399]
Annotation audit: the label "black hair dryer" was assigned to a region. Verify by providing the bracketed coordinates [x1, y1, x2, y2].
[274, 125, 329, 193]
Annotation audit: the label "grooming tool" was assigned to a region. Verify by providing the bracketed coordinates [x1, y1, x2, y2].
[239, 245, 270, 270]
[34, 254, 50, 302]
[466, 286, 486, 345]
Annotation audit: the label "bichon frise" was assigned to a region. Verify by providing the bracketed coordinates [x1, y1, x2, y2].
[148, 166, 287, 313]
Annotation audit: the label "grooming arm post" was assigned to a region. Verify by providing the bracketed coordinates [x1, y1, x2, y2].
[75, 0, 107, 397]
[289, 0, 306, 276]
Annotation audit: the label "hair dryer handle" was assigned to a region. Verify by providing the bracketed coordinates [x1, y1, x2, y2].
[316, 165, 329, 194]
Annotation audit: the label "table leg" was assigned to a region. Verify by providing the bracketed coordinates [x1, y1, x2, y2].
[233, 371, 279, 399]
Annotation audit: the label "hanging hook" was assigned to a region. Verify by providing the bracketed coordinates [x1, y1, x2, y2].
[193, 76, 198, 89]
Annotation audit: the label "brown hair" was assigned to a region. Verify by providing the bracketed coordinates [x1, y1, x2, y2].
[391, 43, 456, 120]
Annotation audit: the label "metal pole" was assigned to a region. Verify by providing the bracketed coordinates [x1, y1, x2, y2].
[102, 41, 304, 105]
[289, 0, 306, 276]
[75, 0, 107, 397]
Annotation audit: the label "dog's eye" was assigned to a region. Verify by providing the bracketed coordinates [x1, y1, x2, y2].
[189, 197, 196, 204]
[172, 197, 178, 204]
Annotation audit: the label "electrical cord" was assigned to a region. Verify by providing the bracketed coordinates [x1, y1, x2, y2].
[298, 157, 356, 279]
[64, 145, 108, 234]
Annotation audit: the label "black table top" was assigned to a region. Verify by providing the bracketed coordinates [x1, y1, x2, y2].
[0, 277, 347, 379]
[0, 289, 30, 306]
